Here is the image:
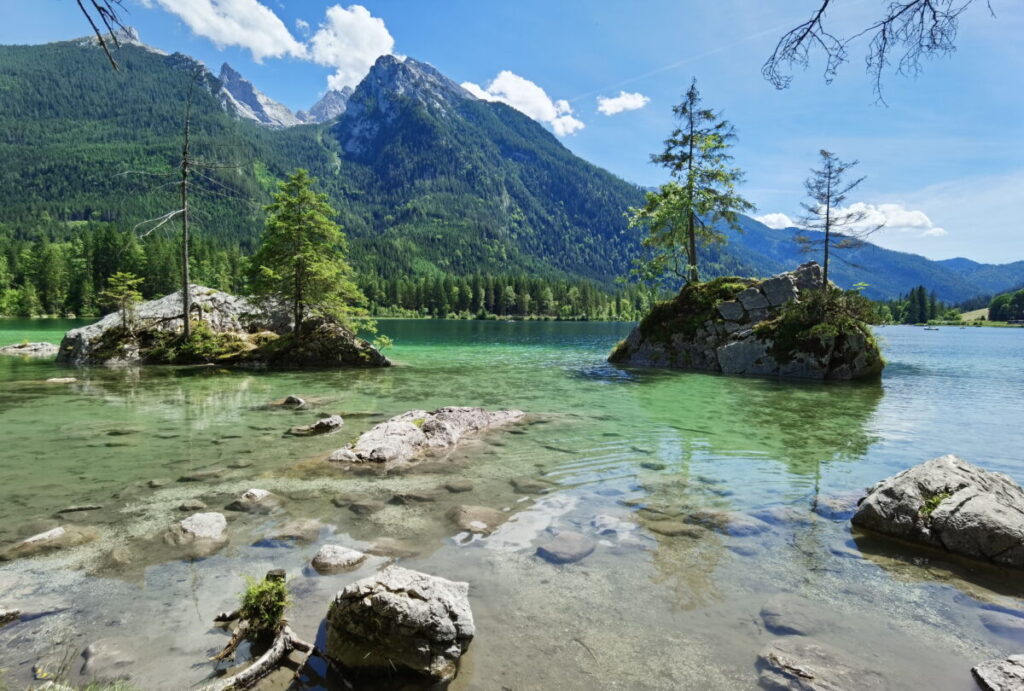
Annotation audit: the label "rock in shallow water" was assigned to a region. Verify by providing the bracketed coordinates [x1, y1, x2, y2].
[311, 544, 367, 574]
[287, 414, 344, 437]
[328, 406, 525, 468]
[325, 566, 474, 683]
[0, 342, 58, 357]
[852, 454, 1024, 569]
[164, 512, 227, 557]
[447, 505, 506, 534]
[972, 654, 1024, 690]
[757, 638, 886, 690]
[1, 525, 96, 561]
[536, 531, 596, 564]
[759, 594, 829, 636]
[226, 488, 281, 514]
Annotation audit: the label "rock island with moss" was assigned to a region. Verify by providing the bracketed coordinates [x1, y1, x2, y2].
[609, 262, 882, 380]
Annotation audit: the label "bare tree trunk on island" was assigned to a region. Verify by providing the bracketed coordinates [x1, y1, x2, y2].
[180, 75, 196, 340]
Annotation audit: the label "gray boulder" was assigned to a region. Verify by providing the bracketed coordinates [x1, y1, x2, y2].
[852, 455, 1024, 568]
[973, 654, 1024, 690]
[311, 544, 367, 574]
[447, 505, 506, 534]
[325, 566, 475, 683]
[164, 512, 228, 556]
[287, 414, 344, 437]
[328, 406, 525, 468]
[536, 531, 595, 564]
[757, 638, 886, 690]
[0, 342, 58, 358]
[81, 638, 135, 683]
[226, 488, 281, 514]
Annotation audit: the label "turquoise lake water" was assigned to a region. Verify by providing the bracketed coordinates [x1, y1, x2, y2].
[0, 318, 1022, 689]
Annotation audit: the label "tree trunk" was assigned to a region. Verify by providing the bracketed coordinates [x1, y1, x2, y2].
[823, 174, 831, 289]
[180, 76, 195, 340]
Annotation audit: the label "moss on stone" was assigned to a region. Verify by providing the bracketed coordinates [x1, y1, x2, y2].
[635, 277, 752, 345]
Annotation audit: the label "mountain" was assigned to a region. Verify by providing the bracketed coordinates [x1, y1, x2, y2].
[297, 87, 353, 123]
[0, 33, 1022, 304]
[217, 62, 302, 128]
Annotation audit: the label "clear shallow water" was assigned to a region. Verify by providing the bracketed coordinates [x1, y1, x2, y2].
[0, 319, 1022, 689]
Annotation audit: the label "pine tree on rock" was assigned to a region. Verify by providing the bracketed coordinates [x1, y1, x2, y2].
[631, 78, 753, 287]
[249, 170, 369, 342]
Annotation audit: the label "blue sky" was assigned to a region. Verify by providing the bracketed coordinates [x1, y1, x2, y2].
[4, 0, 1023, 263]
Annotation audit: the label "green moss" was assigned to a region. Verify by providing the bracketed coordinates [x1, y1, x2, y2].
[635, 276, 753, 345]
[239, 575, 289, 640]
[412, 417, 426, 427]
[147, 322, 253, 364]
[920, 490, 953, 521]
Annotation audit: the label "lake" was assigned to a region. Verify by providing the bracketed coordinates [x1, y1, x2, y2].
[0, 319, 1022, 689]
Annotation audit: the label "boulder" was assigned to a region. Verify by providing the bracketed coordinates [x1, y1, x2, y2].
[287, 414, 344, 437]
[852, 455, 1024, 569]
[510, 476, 554, 494]
[973, 654, 1024, 690]
[311, 545, 367, 574]
[536, 531, 596, 564]
[0, 342, 58, 357]
[757, 638, 887, 690]
[264, 518, 322, 543]
[283, 395, 306, 408]
[443, 479, 474, 493]
[388, 490, 442, 505]
[226, 488, 281, 514]
[259, 318, 391, 368]
[164, 512, 228, 556]
[325, 566, 474, 683]
[609, 262, 882, 381]
[447, 505, 506, 534]
[646, 520, 706, 538]
[0, 525, 96, 561]
[328, 406, 525, 468]
[178, 499, 207, 511]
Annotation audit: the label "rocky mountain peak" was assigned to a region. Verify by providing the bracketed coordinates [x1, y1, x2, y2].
[217, 62, 301, 128]
[298, 86, 353, 124]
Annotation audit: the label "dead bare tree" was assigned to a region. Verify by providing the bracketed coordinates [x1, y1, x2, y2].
[764, 0, 997, 102]
[180, 72, 197, 340]
[796, 150, 884, 287]
[75, 0, 128, 69]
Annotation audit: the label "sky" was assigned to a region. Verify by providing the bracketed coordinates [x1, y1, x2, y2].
[3, 0, 1023, 263]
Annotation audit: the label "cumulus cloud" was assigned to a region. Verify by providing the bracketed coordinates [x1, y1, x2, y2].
[755, 212, 796, 229]
[149, 0, 307, 61]
[309, 4, 395, 90]
[295, 18, 310, 34]
[757, 203, 947, 238]
[596, 91, 650, 115]
[462, 71, 584, 136]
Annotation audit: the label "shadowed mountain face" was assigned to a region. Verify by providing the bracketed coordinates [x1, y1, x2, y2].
[0, 36, 1021, 298]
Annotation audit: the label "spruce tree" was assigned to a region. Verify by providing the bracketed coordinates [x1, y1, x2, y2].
[249, 170, 369, 342]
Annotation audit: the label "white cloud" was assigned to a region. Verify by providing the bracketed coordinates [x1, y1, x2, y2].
[758, 203, 947, 238]
[309, 4, 395, 90]
[461, 71, 584, 136]
[596, 91, 650, 115]
[149, 0, 306, 61]
[756, 212, 796, 229]
[295, 18, 310, 33]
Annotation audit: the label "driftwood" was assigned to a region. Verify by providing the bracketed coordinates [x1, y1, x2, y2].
[199, 569, 329, 691]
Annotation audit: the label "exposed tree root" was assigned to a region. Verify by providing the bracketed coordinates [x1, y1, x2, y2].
[200, 624, 320, 691]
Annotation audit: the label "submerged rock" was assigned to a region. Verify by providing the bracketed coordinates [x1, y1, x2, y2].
[447, 505, 506, 534]
[608, 263, 883, 380]
[45, 377, 77, 384]
[0, 608, 20, 627]
[444, 479, 474, 493]
[0, 342, 58, 357]
[536, 531, 595, 564]
[325, 566, 475, 683]
[511, 476, 555, 494]
[757, 638, 886, 690]
[264, 518, 322, 543]
[328, 406, 525, 468]
[972, 654, 1024, 690]
[81, 638, 135, 683]
[287, 414, 344, 437]
[283, 395, 306, 408]
[852, 455, 1024, 569]
[760, 594, 829, 636]
[226, 488, 281, 514]
[1, 525, 96, 561]
[311, 544, 367, 574]
[164, 512, 228, 556]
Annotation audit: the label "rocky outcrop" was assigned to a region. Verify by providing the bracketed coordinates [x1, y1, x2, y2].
[973, 654, 1024, 690]
[328, 406, 524, 468]
[325, 566, 475, 683]
[609, 263, 883, 380]
[852, 455, 1024, 568]
[56, 286, 389, 369]
[0, 342, 58, 357]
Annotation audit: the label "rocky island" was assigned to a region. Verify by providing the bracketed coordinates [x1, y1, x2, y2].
[56, 285, 389, 369]
[609, 262, 883, 380]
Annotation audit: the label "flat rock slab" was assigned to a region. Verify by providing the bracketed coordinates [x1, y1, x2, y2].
[0, 525, 97, 561]
[760, 594, 830, 636]
[444, 480, 474, 493]
[328, 406, 524, 468]
[325, 566, 475, 683]
[686, 509, 771, 536]
[81, 637, 135, 683]
[758, 638, 887, 690]
[511, 476, 555, 494]
[536, 531, 595, 564]
[646, 520, 706, 538]
[852, 455, 1024, 569]
[447, 505, 506, 534]
[0, 342, 58, 357]
[264, 519, 322, 543]
[311, 544, 367, 574]
[973, 654, 1024, 690]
